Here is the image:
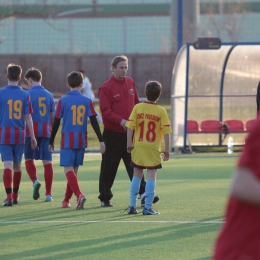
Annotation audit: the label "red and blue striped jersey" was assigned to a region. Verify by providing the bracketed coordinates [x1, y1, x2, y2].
[0, 85, 33, 144]
[26, 85, 55, 138]
[55, 90, 96, 149]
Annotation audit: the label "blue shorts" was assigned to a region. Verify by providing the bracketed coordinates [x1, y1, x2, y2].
[60, 148, 84, 167]
[24, 137, 52, 161]
[130, 161, 162, 170]
[0, 144, 24, 163]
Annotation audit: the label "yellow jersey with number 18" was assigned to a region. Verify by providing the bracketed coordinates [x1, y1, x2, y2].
[126, 101, 171, 167]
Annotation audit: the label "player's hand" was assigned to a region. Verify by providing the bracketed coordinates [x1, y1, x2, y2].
[31, 137, 37, 150]
[48, 144, 54, 153]
[99, 142, 106, 154]
[120, 119, 127, 131]
[127, 145, 134, 153]
[162, 151, 169, 161]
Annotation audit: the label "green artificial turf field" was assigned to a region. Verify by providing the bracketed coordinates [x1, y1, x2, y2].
[0, 153, 237, 260]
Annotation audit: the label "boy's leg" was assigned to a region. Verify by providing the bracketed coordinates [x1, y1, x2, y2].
[12, 169, 22, 203]
[42, 139, 53, 201]
[24, 138, 39, 183]
[65, 168, 82, 197]
[129, 168, 143, 208]
[123, 152, 159, 206]
[25, 159, 38, 183]
[61, 148, 86, 209]
[25, 138, 42, 200]
[3, 167, 13, 201]
[66, 168, 86, 210]
[144, 169, 157, 210]
[64, 166, 79, 203]
[43, 162, 53, 200]
[12, 161, 22, 203]
[25, 159, 41, 200]
[2, 145, 24, 205]
[65, 168, 85, 209]
[123, 151, 146, 195]
[61, 149, 83, 198]
[62, 182, 73, 208]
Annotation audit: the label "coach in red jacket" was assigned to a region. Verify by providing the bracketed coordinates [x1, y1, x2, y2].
[98, 55, 148, 207]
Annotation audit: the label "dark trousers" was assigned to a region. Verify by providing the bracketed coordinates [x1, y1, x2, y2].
[98, 128, 146, 201]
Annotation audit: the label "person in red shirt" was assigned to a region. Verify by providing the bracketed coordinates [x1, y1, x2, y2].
[98, 55, 159, 207]
[257, 81, 260, 115]
[213, 117, 260, 259]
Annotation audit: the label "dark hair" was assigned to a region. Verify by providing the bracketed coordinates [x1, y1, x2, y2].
[7, 63, 22, 81]
[111, 55, 128, 68]
[78, 69, 85, 74]
[67, 71, 83, 88]
[145, 81, 162, 102]
[24, 67, 42, 82]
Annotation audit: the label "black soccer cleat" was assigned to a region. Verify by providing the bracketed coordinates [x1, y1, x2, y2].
[141, 195, 159, 207]
[127, 206, 138, 214]
[101, 200, 113, 207]
[2, 199, 13, 206]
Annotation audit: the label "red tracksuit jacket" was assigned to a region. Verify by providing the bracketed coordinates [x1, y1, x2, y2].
[98, 75, 139, 133]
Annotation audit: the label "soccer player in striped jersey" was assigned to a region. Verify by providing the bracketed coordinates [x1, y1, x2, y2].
[126, 81, 171, 215]
[0, 64, 37, 206]
[24, 68, 55, 202]
[48, 71, 105, 209]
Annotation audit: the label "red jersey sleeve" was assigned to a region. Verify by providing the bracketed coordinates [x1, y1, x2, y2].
[98, 83, 123, 125]
[238, 117, 260, 178]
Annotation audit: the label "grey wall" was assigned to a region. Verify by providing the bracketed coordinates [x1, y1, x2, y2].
[0, 54, 175, 100]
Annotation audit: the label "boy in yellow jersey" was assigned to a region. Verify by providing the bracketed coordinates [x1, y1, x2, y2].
[126, 81, 171, 215]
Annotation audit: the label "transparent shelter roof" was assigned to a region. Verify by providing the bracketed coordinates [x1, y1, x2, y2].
[171, 43, 260, 150]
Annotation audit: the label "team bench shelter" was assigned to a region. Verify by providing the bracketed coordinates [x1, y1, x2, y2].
[170, 40, 260, 152]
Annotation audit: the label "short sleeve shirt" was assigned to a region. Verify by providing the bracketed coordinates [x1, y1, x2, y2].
[26, 85, 55, 138]
[126, 101, 171, 167]
[0, 85, 33, 144]
[55, 90, 96, 149]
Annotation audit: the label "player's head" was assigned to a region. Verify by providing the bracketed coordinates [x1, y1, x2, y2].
[67, 71, 83, 88]
[24, 67, 42, 83]
[111, 55, 128, 80]
[145, 81, 162, 102]
[6, 63, 22, 82]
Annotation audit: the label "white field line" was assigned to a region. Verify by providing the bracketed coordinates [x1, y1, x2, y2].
[0, 220, 224, 224]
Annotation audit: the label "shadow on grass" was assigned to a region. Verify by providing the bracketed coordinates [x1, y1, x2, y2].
[0, 216, 220, 259]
